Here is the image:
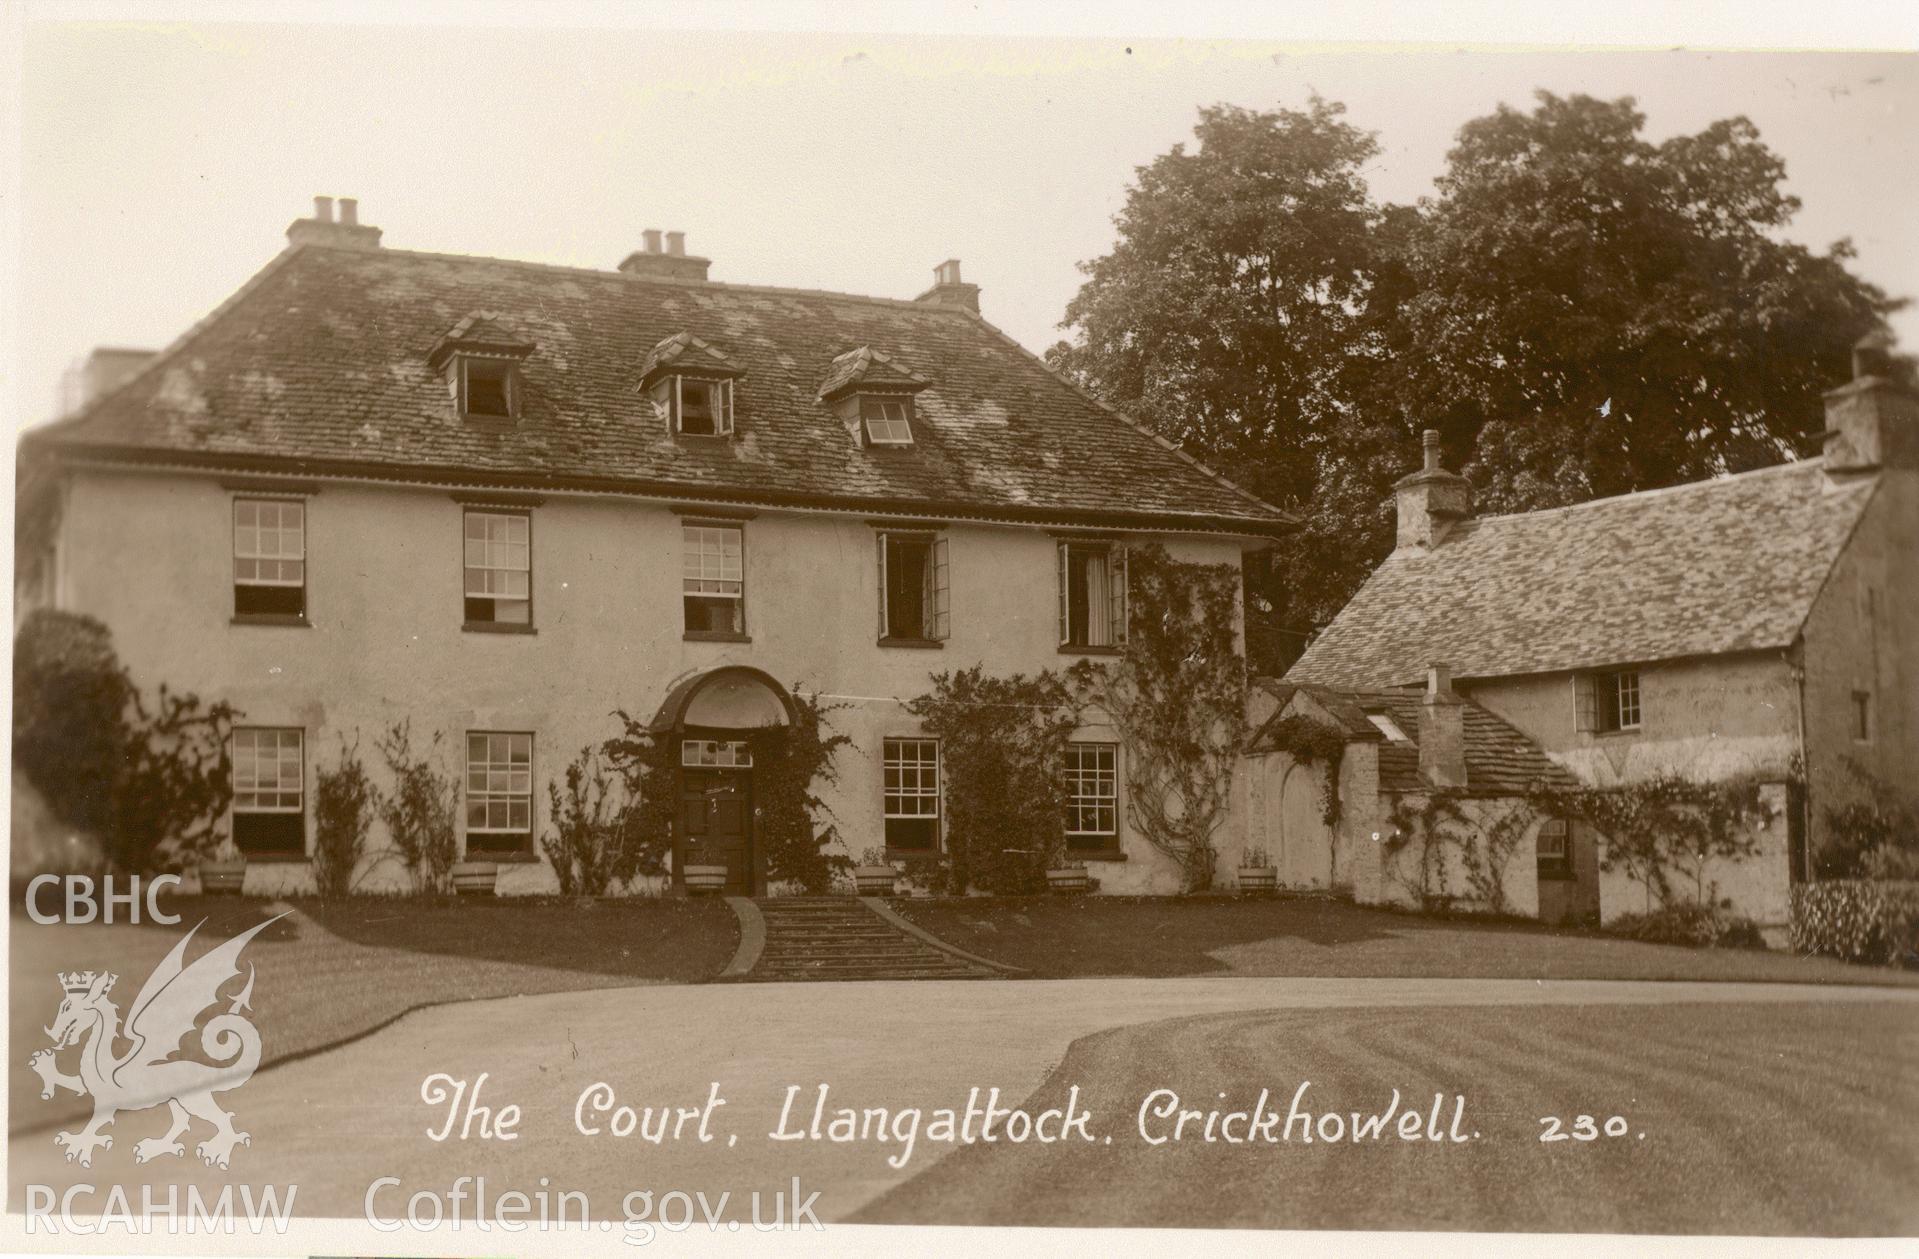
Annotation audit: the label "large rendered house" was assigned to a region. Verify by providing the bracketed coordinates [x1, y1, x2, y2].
[18, 199, 1292, 896]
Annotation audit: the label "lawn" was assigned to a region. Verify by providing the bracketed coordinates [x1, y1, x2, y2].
[890, 894, 1919, 985]
[11, 893, 737, 1133]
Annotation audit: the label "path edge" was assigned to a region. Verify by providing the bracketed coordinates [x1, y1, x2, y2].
[720, 895, 767, 978]
[860, 896, 1030, 976]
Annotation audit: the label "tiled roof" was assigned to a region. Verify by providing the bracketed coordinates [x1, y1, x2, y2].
[1286, 459, 1877, 688]
[1253, 682, 1578, 796]
[35, 243, 1290, 534]
[817, 346, 929, 401]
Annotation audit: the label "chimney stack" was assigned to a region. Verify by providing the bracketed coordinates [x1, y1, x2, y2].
[915, 258, 981, 314]
[1393, 429, 1472, 551]
[286, 194, 382, 249]
[618, 229, 711, 281]
[1823, 331, 1917, 474]
[1418, 663, 1467, 790]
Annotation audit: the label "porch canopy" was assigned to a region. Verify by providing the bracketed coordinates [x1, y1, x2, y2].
[648, 665, 797, 733]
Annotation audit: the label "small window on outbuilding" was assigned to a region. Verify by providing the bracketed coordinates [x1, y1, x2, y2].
[1536, 819, 1572, 878]
[1851, 691, 1873, 743]
[1365, 712, 1410, 743]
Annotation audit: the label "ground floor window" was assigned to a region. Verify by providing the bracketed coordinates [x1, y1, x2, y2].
[883, 737, 940, 851]
[1536, 818, 1572, 878]
[232, 727, 304, 854]
[1064, 742, 1119, 852]
[466, 731, 533, 853]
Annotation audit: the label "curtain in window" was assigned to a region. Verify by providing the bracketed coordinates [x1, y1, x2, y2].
[1083, 550, 1111, 647]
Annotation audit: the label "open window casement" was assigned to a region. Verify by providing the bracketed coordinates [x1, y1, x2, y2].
[1572, 673, 1598, 733]
[876, 531, 949, 641]
[1058, 541, 1128, 648]
[653, 375, 734, 437]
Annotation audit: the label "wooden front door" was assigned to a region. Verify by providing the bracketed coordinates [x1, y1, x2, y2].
[680, 767, 753, 894]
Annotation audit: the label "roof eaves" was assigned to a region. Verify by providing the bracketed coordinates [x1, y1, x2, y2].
[25, 243, 309, 445]
[946, 306, 1299, 529]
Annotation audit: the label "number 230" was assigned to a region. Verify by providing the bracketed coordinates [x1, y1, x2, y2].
[1539, 1115, 1631, 1142]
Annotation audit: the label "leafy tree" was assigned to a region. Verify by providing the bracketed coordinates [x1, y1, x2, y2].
[13, 610, 236, 872]
[312, 737, 377, 898]
[1053, 91, 1900, 670]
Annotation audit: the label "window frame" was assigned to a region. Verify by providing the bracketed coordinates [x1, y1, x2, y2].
[231, 496, 308, 624]
[655, 375, 736, 437]
[1535, 817, 1573, 879]
[461, 507, 534, 632]
[876, 529, 950, 645]
[1576, 669, 1642, 735]
[860, 396, 915, 447]
[464, 730, 535, 854]
[1064, 741, 1120, 852]
[457, 355, 519, 420]
[231, 726, 306, 857]
[1057, 541, 1128, 652]
[882, 737, 942, 853]
[682, 520, 748, 641]
[681, 739, 753, 768]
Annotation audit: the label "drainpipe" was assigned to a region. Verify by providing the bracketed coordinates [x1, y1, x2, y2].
[1787, 644, 1810, 884]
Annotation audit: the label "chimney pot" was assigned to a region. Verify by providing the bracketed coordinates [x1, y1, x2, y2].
[338, 197, 358, 226]
[1393, 429, 1472, 551]
[665, 231, 685, 257]
[313, 195, 335, 223]
[1853, 331, 1893, 380]
[1427, 662, 1453, 698]
[915, 259, 981, 313]
[642, 229, 663, 255]
[288, 196, 381, 250]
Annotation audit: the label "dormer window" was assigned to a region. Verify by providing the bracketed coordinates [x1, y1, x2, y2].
[430, 312, 534, 422]
[819, 346, 931, 448]
[460, 358, 517, 419]
[862, 397, 914, 446]
[654, 375, 735, 437]
[640, 332, 746, 440]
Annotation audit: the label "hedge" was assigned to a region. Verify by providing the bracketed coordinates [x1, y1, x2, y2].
[1789, 880, 1919, 966]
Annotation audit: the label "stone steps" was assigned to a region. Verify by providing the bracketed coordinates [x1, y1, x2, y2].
[735, 896, 999, 983]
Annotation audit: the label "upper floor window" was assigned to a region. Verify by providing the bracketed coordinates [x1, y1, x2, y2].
[1064, 742, 1119, 851]
[1058, 542, 1127, 650]
[465, 731, 533, 853]
[233, 498, 305, 621]
[459, 357, 518, 419]
[1536, 818, 1571, 878]
[876, 530, 949, 643]
[1575, 669, 1640, 734]
[463, 509, 531, 628]
[861, 397, 915, 446]
[883, 738, 941, 852]
[654, 375, 735, 437]
[683, 523, 745, 637]
[232, 727, 304, 855]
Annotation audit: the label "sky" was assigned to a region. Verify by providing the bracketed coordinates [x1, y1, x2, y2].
[10, 8, 1919, 430]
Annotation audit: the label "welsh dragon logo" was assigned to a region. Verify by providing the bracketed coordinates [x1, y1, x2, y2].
[27, 914, 284, 1169]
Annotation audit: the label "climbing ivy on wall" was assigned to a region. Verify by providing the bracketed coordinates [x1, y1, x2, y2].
[1536, 772, 1773, 910]
[906, 666, 1079, 895]
[1067, 544, 1248, 893]
[1261, 713, 1348, 826]
[603, 688, 850, 894]
[1384, 790, 1538, 915]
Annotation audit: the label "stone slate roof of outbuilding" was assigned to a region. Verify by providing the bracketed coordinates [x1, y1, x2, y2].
[1253, 682, 1579, 796]
[1284, 458, 1877, 689]
[32, 243, 1290, 535]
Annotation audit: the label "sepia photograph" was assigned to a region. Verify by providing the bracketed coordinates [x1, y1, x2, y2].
[3, 3, 1916, 1255]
